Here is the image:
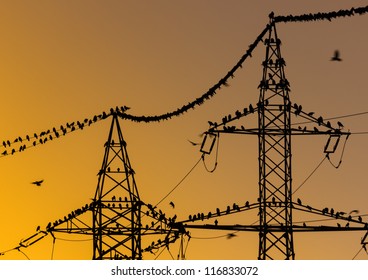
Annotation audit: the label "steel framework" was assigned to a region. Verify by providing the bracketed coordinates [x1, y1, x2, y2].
[257, 21, 294, 259]
[92, 113, 142, 259]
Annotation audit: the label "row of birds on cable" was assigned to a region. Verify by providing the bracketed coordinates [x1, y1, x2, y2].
[207, 104, 258, 131]
[44, 202, 94, 231]
[118, 24, 270, 124]
[0, 106, 131, 158]
[187, 201, 253, 222]
[295, 199, 367, 226]
[207, 100, 345, 136]
[273, 6, 368, 23]
[144, 232, 182, 254]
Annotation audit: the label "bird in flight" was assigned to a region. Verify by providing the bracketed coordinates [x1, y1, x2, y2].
[169, 201, 175, 208]
[188, 140, 200, 146]
[227, 233, 237, 239]
[331, 50, 342, 61]
[31, 180, 44, 186]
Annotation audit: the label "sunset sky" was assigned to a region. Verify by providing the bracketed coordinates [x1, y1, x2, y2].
[0, 1, 368, 260]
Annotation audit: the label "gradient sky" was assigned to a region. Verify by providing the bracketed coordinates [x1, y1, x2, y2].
[0, 1, 368, 260]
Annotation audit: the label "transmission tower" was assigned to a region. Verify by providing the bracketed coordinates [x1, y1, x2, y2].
[25, 112, 187, 260]
[179, 16, 368, 260]
[257, 20, 293, 259]
[92, 112, 142, 259]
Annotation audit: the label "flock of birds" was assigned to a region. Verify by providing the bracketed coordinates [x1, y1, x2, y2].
[273, 6, 368, 24]
[0, 106, 131, 158]
[180, 197, 368, 232]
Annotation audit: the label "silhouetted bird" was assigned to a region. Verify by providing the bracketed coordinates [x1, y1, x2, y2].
[169, 201, 175, 208]
[227, 233, 237, 239]
[331, 50, 342, 61]
[31, 180, 44, 186]
[214, 219, 218, 226]
[297, 198, 302, 205]
[349, 210, 359, 215]
[337, 121, 344, 128]
[36, 225, 40, 231]
[188, 140, 200, 146]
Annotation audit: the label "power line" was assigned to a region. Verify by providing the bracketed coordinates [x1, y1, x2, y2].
[292, 156, 327, 195]
[274, 5, 368, 23]
[154, 156, 203, 208]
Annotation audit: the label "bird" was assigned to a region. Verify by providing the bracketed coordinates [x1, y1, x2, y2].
[188, 140, 200, 146]
[36, 225, 40, 231]
[31, 180, 44, 186]
[214, 219, 218, 226]
[297, 198, 302, 205]
[337, 121, 344, 128]
[227, 233, 237, 239]
[349, 210, 359, 215]
[169, 201, 175, 208]
[331, 50, 342, 61]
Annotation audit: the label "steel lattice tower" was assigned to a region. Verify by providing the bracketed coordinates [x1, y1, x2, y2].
[258, 21, 294, 259]
[92, 113, 142, 260]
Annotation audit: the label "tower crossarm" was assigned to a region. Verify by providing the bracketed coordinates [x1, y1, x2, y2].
[180, 224, 368, 233]
[179, 201, 259, 224]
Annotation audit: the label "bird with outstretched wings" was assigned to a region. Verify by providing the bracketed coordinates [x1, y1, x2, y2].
[31, 180, 44, 186]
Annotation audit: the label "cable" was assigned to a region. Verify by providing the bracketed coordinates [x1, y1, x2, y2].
[291, 111, 368, 127]
[202, 133, 220, 173]
[274, 5, 368, 24]
[327, 133, 350, 168]
[154, 156, 202, 208]
[17, 248, 30, 260]
[118, 25, 270, 123]
[352, 246, 364, 260]
[54, 237, 93, 242]
[191, 231, 239, 240]
[292, 156, 328, 195]
[51, 236, 56, 260]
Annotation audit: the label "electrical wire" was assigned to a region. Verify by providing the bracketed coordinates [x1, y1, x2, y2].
[352, 246, 364, 260]
[292, 156, 328, 195]
[327, 133, 350, 168]
[202, 133, 220, 173]
[291, 110, 368, 127]
[17, 248, 30, 260]
[154, 156, 202, 208]
[51, 237, 56, 260]
[274, 5, 368, 23]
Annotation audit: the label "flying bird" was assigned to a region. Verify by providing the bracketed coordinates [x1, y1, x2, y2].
[188, 140, 200, 146]
[169, 201, 175, 208]
[349, 210, 359, 215]
[31, 180, 44, 186]
[331, 50, 342, 61]
[227, 233, 237, 239]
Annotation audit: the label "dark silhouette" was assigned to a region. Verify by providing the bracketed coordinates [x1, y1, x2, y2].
[331, 50, 342, 61]
[31, 180, 44, 186]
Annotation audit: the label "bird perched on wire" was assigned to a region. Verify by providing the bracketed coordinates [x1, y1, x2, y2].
[31, 180, 44, 186]
[331, 50, 342, 61]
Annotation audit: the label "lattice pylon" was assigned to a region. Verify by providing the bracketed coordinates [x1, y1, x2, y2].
[257, 20, 294, 260]
[92, 113, 142, 260]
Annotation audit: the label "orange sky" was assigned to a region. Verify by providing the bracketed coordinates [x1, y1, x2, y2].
[0, 1, 368, 260]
